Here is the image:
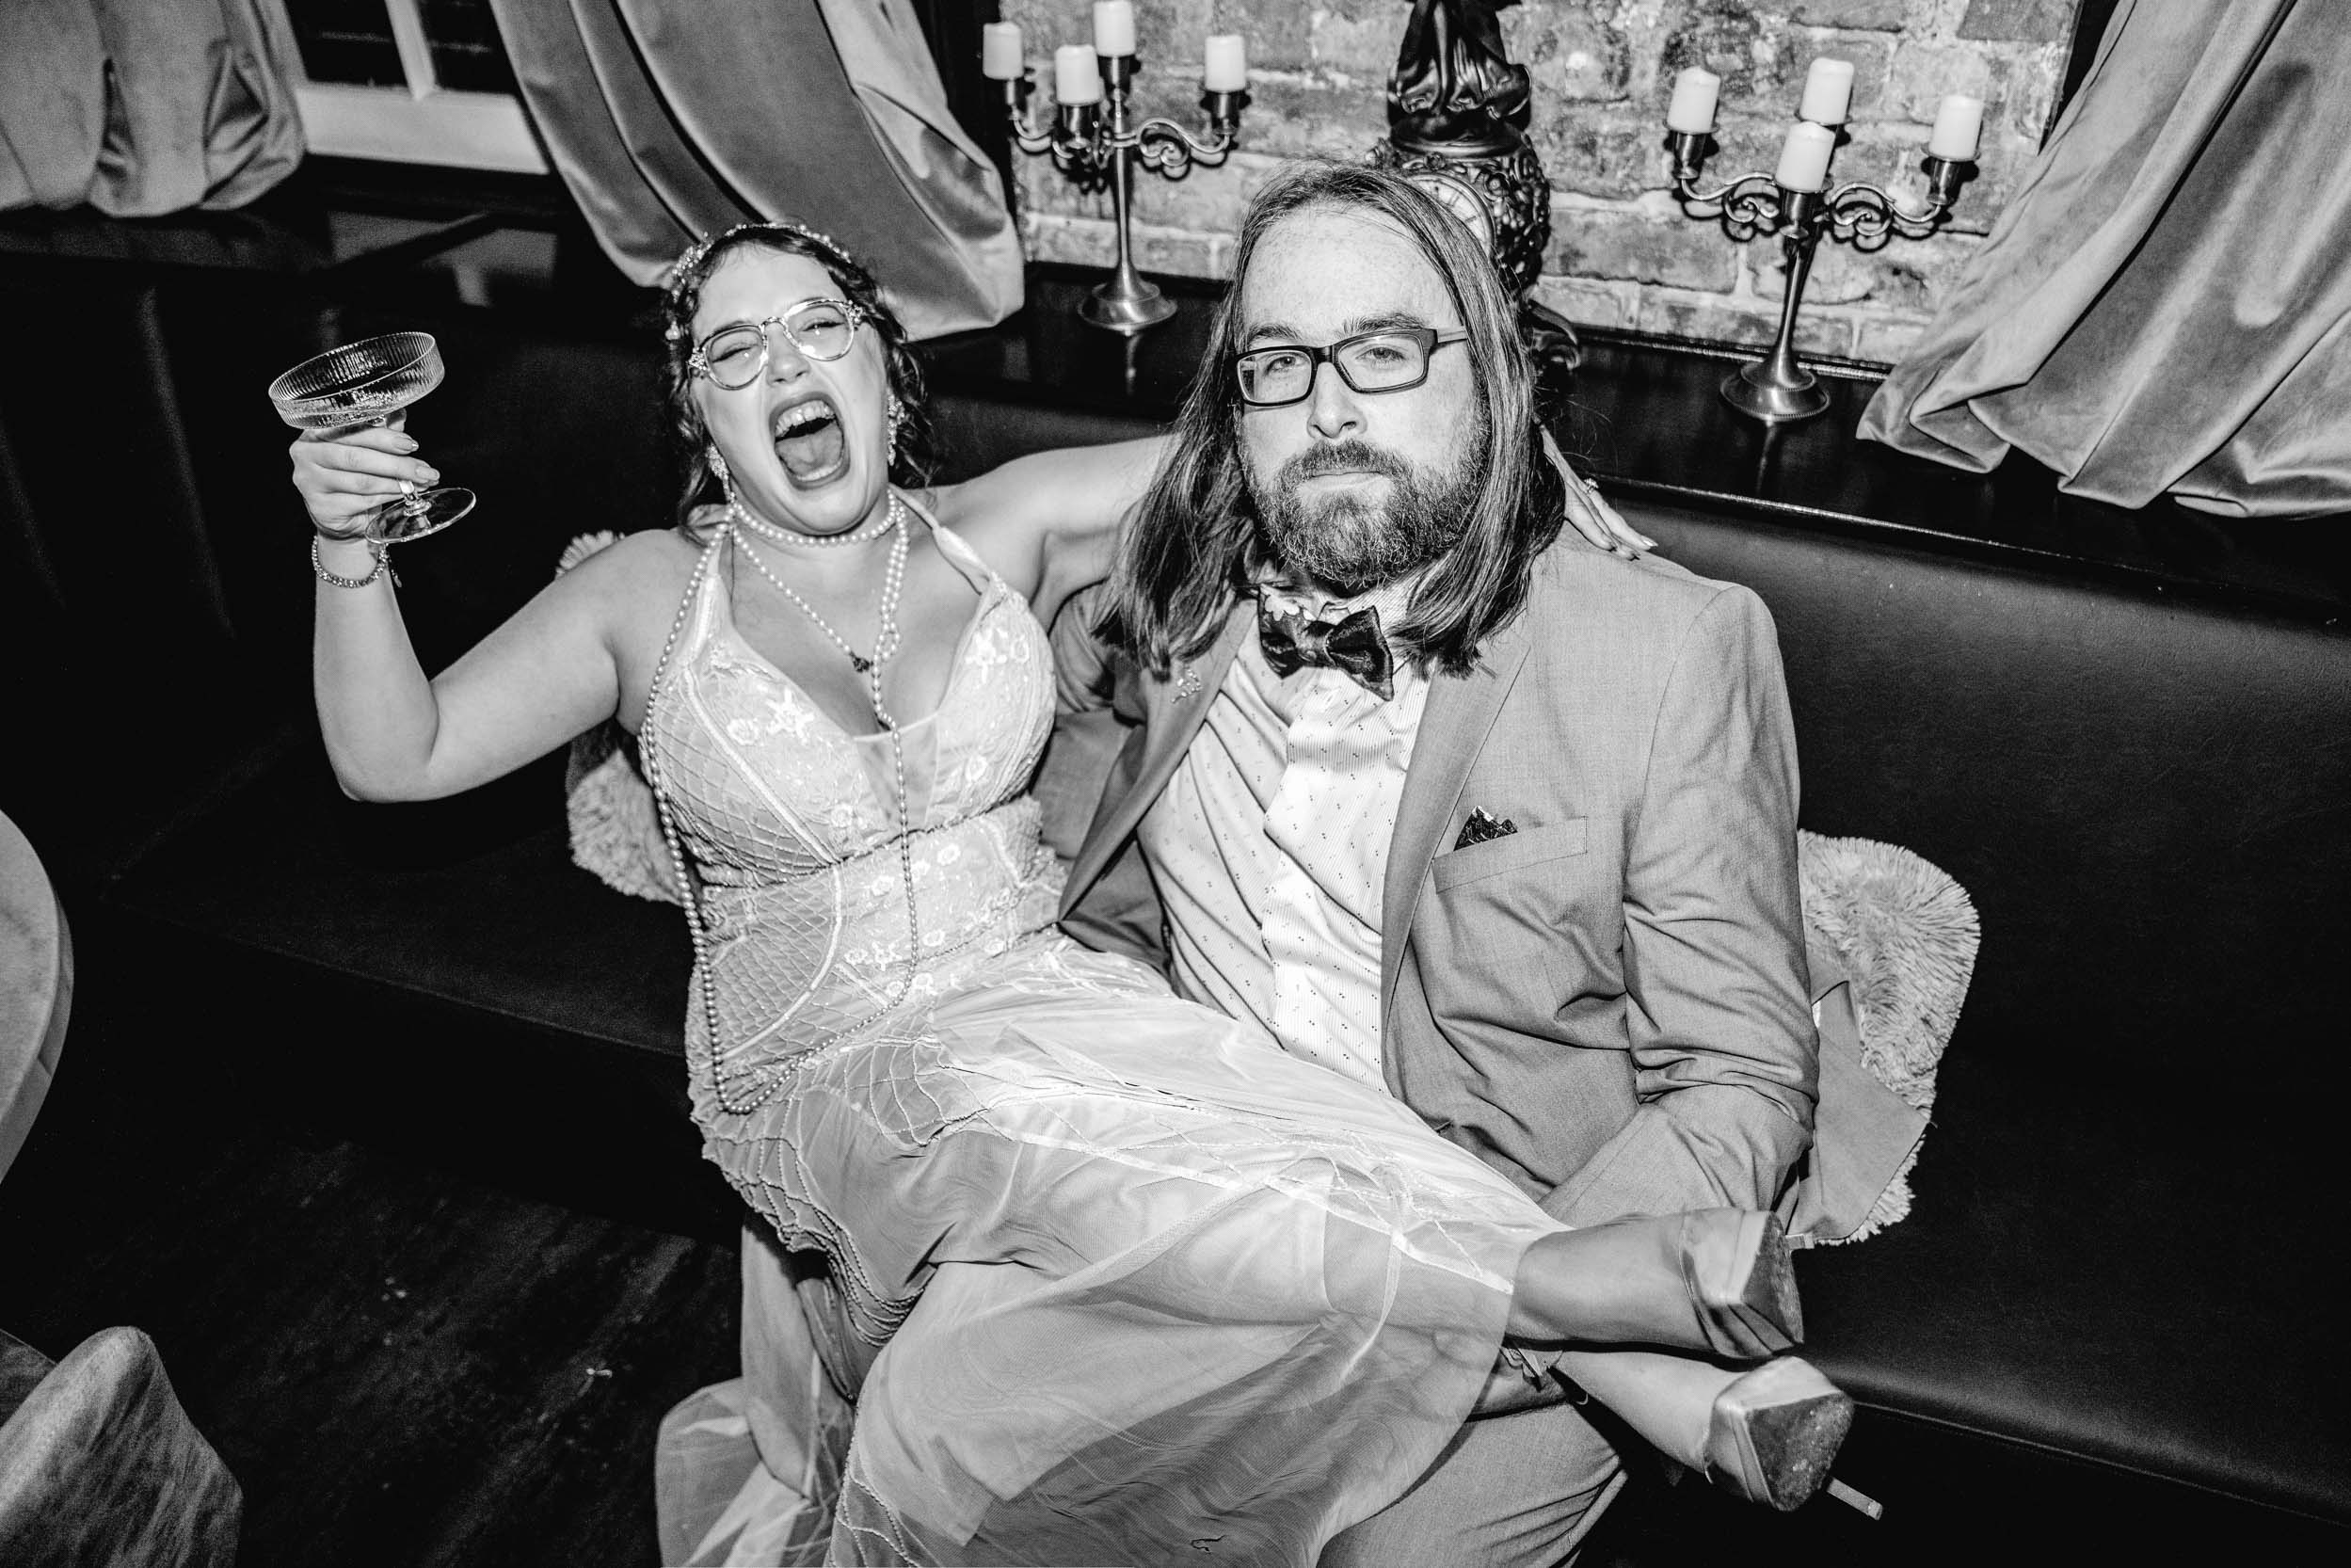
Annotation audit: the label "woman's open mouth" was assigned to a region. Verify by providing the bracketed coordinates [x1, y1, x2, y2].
[772, 394, 848, 485]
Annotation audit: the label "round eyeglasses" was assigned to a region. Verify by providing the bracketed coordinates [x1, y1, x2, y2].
[691, 298, 864, 390]
[1234, 326, 1470, 408]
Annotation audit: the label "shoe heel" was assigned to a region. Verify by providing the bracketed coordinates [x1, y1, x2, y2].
[1703, 1357, 1854, 1512]
[1684, 1210, 1803, 1357]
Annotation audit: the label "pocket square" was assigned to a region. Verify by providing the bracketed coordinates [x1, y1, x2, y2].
[1454, 808, 1517, 850]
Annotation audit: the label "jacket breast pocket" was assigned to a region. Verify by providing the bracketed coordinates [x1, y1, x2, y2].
[1430, 819, 1589, 892]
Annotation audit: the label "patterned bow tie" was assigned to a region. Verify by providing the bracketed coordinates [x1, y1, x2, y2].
[1257, 601, 1396, 700]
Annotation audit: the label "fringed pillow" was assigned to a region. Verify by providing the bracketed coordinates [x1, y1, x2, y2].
[1797, 831, 1980, 1241]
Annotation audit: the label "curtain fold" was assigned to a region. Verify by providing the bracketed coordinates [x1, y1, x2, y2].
[488, 0, 1021, 340]
[0, 0, 303, 216]
[1857, 0, 2351, 518]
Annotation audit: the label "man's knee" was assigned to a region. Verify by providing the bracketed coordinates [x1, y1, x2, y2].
[1318, 1401, 1625, 1568]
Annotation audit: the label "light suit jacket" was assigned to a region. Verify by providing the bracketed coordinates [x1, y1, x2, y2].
[1057, 536, 1828, 1228]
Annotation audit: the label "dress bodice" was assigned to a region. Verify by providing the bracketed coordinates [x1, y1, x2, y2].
[644, 503, 1064, 1086]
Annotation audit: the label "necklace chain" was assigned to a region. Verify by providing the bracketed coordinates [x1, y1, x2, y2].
[638, 492, 926, 1116]
[731, 492, 907, 725]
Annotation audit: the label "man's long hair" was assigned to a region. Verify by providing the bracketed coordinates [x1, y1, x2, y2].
[1098, 161, 1562, 677]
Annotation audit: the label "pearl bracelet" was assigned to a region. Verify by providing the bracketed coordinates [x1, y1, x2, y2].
[312, 533, 395, 589]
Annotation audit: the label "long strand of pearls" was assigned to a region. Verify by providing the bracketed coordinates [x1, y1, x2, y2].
[638, 497, 927, 1116]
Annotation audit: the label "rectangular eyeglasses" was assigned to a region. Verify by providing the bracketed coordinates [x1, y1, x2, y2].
[1234, 326, 1469, 408]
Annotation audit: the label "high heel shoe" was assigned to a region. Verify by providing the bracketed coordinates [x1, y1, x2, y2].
[1680, 1208, 1804, 1359]
[1702, 1356, 1854, 1512]
[1515, 1208, 1802, 1358]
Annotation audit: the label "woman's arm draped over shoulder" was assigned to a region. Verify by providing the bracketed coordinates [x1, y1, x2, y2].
[930, 436, 1168, 628]
[296, 425, 669, 802]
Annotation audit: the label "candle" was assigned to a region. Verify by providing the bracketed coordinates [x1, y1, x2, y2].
[981, 21, 1023, 81]
[1928, 94, 1984, 161]
[1775, 121, 1835, 192]
[1799, 57, 1854, 126]
[1666, 67, 1719, 135]
[1054, 44, 1102, 105]
[1092, 2, 1136, 58]
[1204, 33, 1248, 93]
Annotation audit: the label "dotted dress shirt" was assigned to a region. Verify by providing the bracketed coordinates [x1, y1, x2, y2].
[1139, 582, 1430, 1088]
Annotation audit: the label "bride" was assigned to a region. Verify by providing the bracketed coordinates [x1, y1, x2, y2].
[295, 219, 1849, 1566]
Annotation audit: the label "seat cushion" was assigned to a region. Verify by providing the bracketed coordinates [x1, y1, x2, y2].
[1798, 1043, 2349, 1523]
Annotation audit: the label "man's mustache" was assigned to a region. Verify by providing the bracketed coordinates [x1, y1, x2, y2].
[1280, 441, 1415, 488]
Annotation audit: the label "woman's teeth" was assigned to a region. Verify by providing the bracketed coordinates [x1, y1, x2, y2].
[773, 400, 846, 482]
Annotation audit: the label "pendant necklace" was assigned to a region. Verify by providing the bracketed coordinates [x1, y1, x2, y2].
[732, 492, 908, 725]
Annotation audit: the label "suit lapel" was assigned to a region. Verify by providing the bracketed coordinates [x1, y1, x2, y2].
[1062, 607, 1251, 913]
[1380, 608, 1537, 1041]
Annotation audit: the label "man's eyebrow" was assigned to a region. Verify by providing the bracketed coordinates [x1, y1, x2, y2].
[1242, 310, 1431, 346]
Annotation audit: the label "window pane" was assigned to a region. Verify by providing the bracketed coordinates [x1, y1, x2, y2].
[286, 0, 407, 88]
[422, 0, 520, 96]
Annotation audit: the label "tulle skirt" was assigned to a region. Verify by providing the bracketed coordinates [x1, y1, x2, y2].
[658, 936, 1563, 1566]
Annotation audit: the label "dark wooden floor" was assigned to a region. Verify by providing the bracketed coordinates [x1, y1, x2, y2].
[0, 986, 739, 1568]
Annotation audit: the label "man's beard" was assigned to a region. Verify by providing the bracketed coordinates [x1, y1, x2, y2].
[1251, 431, 1485, 597]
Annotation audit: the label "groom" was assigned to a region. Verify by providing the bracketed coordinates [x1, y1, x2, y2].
[1049, 161, 1835, 1562]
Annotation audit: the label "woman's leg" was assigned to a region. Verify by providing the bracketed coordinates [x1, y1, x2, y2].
[1503, 1208, 1801, 1359]
[1492, 1209, 1850, 1512]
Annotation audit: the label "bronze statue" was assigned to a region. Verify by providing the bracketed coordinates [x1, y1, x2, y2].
[1370, 0, 1579, 373]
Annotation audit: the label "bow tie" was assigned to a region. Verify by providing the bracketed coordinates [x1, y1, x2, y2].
[1257, 601, 1396, 700]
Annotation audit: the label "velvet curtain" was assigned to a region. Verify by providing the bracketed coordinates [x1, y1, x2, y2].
[487, 0, 1021, 340]
[1857, 0, 2351, 518]
[0, 0, 303, 216]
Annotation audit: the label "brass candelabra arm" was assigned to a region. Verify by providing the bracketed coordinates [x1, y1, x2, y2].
[1822, 157, 1967, 247]
[1673, 170, 1795, 238]
[1000, 81, 1113, 179]
[1668, 131, 1799, 238]
[1128, 109, 1239, 177]
[1000, 79, 1061, 156]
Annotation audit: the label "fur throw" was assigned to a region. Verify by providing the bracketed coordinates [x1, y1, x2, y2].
[1798, 832, 1980, 1241]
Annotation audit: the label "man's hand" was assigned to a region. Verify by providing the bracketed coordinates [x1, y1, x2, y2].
[1545, 429, 1655, 557]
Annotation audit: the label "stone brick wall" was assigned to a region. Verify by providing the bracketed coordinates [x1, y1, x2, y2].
[997, 1, 2077, 366]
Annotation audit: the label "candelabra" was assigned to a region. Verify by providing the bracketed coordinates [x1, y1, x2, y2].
[1665, 64, 1980, 423]
[984, 11, 1247, 335]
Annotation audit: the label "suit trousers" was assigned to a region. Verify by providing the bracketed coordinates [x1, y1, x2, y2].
[1319, 1397, 1625, 1568]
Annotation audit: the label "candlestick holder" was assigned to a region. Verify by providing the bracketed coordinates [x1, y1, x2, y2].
[1670, 130, 1971, 423]
[1002, 54, 1243, 334]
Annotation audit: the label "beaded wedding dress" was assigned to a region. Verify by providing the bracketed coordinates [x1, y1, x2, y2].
[643, 504, 1570, 1566]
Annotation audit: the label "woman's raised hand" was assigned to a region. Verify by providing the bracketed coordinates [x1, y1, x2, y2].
[1544, 429, 1656, 557]
[290, 417, 440, 539]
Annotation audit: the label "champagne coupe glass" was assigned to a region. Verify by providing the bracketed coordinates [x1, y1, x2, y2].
[268, 331, 475, 542]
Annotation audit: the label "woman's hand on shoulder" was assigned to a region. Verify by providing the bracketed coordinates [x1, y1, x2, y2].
[928, 435, 1168, 625]
[1544, 429, 1655, 557]
[290, 417, 440, 537]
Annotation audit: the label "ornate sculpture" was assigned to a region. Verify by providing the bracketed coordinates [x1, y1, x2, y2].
[1368, 0, 1576, 372]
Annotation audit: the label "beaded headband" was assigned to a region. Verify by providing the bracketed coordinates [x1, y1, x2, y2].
[662, 219, 854, 342]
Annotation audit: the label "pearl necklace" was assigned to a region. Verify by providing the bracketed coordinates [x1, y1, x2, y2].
[728, 496, 898, 550]
[731, 492, 908, 723]
[637, 494, 926, 1116]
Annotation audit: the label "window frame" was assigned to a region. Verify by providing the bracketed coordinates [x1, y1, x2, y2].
[260, 0, 549, 174]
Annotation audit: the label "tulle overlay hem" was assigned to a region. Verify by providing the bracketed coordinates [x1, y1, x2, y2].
[664, 936, 1562, 1566]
